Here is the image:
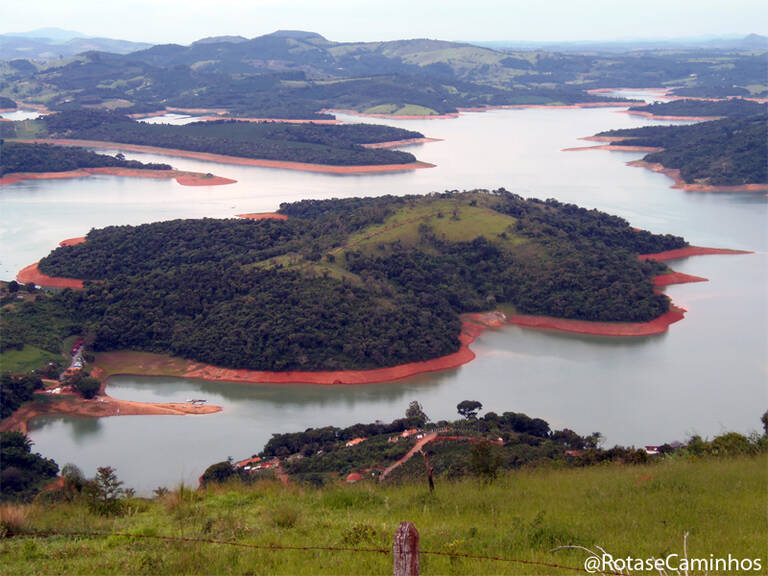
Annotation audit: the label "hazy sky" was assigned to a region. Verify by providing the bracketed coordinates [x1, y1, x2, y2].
[2, 0, 767, 44]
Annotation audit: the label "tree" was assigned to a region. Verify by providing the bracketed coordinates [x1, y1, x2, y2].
[457, 400, 483, 420]
[200, 459, 237, 486]
[61, 463, 85, 501]
[470, 441, 501, 481]
[91, 466, 124, 514]
[405, 401, 428, 426]
[762, 410, 768, 436]
[72, 376, 100, 399]
[6, 281, 18, 293]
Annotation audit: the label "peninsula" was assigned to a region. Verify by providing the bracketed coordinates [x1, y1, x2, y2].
[2, 109, 433, 173]
[6, 191, 696, 379]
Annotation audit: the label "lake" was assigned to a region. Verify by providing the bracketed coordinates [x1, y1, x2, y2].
[3, 103, 765, 492]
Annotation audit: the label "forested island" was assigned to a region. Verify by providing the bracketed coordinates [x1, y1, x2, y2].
[0, 141, 171, 177]
[627, 98, 767, 118]
[2, 191, 686, 373]
[4, 109, 426, 167]
[596, 114, 767, 187]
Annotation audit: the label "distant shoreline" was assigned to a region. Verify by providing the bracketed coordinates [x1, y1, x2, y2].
[328, 101, 636, 121]
[11, 138, 435, 174]
[0, 166, 237, 188]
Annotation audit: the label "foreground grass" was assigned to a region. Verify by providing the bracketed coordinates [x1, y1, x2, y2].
[1, 455, 765, 575]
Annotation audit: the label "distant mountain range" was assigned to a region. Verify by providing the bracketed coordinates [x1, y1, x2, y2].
[1, 29, 765, 118]
[473, 34, 768, 52]
[0, 28, 151, 60]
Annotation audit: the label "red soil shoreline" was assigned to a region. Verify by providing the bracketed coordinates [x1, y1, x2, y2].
[16, 138, 434, 174]
[88, 253, 724, 388]
[626, 160, 768, 193]
[0, 167, 237, 187]
[59, 237, 87, 247]
[17, 263, 84, 289]
[0, 390, 222, 435]
[638, 246, 752, 261]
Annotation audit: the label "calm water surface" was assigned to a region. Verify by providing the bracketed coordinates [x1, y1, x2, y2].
[3, 105, 765, 492]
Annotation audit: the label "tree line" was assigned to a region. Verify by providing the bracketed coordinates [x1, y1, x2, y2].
[0, 141, 171, 176]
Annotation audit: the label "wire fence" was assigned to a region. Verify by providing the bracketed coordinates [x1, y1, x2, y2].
[5, 528, 628, 576]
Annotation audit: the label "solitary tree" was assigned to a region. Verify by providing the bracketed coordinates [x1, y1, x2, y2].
[457, 400, 483, 420]
[93, 466, 124, 513]
[405, 401, 429, 426]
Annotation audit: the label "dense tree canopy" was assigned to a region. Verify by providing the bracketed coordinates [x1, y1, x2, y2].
[4, 191, 686, 372]
[35, 109, 424, 166]
[0, 141, 171, 176]
[599, 115, 767, 186]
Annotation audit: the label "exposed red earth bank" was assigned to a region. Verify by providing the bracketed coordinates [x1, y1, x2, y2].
[15, 138, 434, 174]
[17, 263, 84, 289]
[0, 167, 236, 187]
[0, 389, 222, 435]
[626, 160, 768, 193]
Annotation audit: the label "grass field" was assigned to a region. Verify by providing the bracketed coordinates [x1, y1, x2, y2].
[342, 197, 522, 255]
[1, 455, 764, 575]
[0, 346, 60, 374]
[363, 103, 440, 116]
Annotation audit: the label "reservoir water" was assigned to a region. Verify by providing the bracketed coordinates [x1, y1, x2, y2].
[2, 103, 765, 492]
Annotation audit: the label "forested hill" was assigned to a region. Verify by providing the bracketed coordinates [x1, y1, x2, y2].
[9, 109, 424, 166]
[597, 115, 767, 186]
[0, 141, 171, 176]
[628, 98, 767, 118]
[0, 191, 688, 372]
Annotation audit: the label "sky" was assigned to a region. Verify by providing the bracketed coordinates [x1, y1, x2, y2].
[1, 0, 767, 45]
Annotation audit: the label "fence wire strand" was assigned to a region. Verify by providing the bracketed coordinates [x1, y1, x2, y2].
[6, 529, 628, 575]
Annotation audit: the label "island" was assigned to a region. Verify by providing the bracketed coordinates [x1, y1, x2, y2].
[2, 109, 434, 173]
[0, 140, 235, 187]
[4, 190, 707, 374]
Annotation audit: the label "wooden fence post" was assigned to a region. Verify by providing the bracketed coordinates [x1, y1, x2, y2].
[393, 521, 419, 576]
